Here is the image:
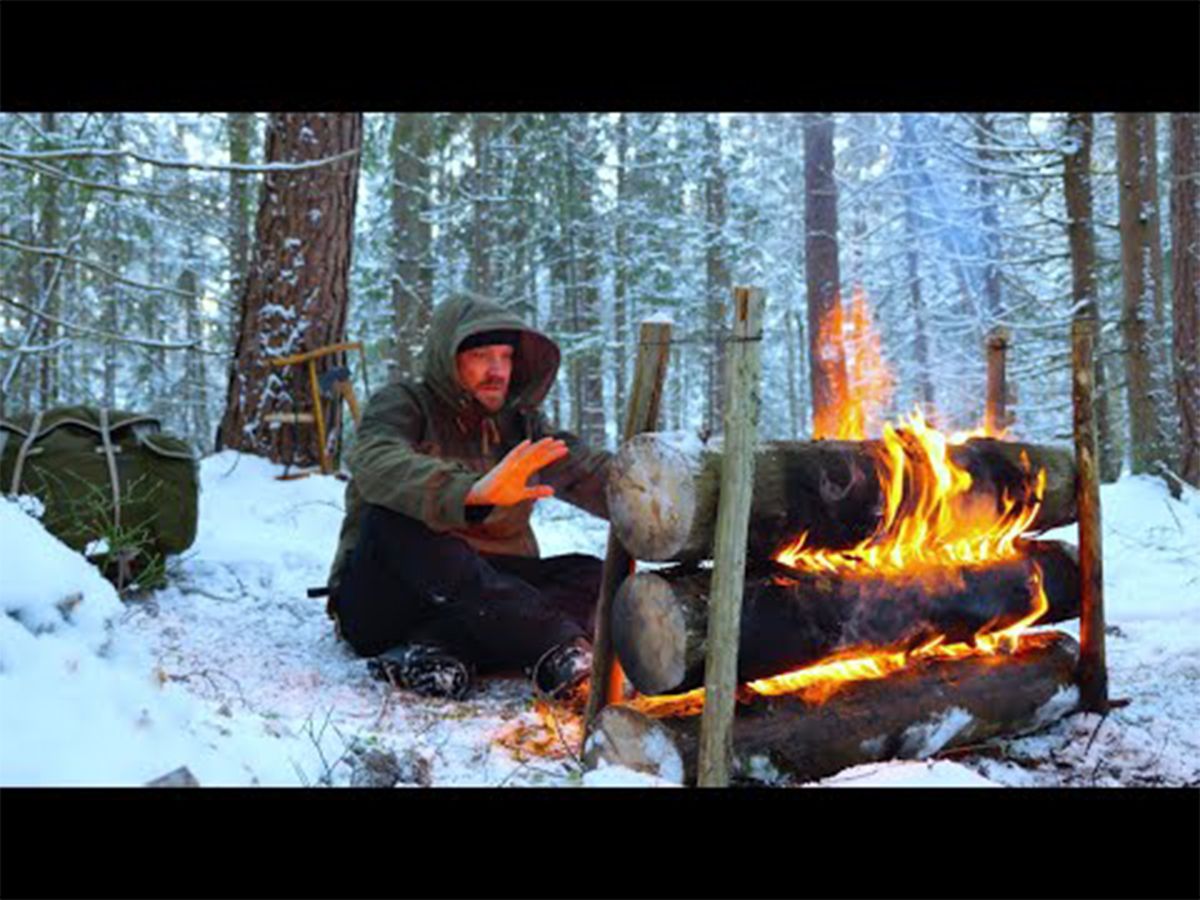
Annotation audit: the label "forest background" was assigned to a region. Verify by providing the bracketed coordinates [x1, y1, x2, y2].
[1, 111, 1197, 488]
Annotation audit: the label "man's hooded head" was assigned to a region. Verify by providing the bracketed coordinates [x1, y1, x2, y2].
[421, 293, 561, 416]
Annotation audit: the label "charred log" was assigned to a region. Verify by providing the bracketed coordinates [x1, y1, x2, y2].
[612, 540, 1080, 696]
[606, 433, 1078, 563]
[587, 632, 1079, 786]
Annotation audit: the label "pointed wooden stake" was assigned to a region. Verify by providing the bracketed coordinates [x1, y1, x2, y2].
[1072, 317, 1109, 712]
[697, 286, 765, 787]
[985, 325, 1011, 434]
[584, 320, 672, 733]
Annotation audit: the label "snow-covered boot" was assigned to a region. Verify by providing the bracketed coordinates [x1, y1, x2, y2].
[368, 643, 473, 700]
[531, 637, 593, 701]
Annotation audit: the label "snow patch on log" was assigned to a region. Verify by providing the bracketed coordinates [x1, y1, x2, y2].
[898, 707, 976, 758]
[1027, 684, 1080, 729]
[582, 705, 686, 785]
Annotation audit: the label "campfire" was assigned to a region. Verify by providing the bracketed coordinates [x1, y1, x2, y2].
[501, 293, 1084, 782]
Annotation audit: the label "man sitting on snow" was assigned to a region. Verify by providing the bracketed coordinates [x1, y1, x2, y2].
[326, 292, 610, 700]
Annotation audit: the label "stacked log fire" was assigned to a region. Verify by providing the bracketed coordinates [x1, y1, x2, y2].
[584, 423, 1085, 785]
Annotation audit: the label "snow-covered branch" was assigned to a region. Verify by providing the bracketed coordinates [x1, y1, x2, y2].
[0, 237, 196, 298]
[0, 145, 361, 174]
[0, 294, 223, 355]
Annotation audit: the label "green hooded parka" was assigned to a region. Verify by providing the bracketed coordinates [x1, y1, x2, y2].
[327, 293, 610, 596]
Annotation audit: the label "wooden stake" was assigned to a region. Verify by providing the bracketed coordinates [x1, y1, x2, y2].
[985, 325, 1011, 434]
[583, 320, 672, 732]
[1072, 316, 1109, 712]
[697, 286, 765, 787]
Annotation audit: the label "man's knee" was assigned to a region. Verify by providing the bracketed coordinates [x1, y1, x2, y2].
[359, 504, 480, 575]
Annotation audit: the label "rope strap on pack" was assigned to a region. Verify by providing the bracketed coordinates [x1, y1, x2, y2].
[9, 411, 44, 495]
[97, 407, 122, 529]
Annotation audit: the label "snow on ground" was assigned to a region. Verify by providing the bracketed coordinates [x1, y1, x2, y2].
[2, 452, 1198, 787]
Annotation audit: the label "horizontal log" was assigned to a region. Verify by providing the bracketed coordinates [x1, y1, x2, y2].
[586, 631, 1080, 786]
[607, 433, 1077, 563]
[612, 540, 1080, 696]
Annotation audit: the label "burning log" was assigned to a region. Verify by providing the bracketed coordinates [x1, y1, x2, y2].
[612, 540, 1080, 696]
[587, 631, 1080, 786]
[606, 433, 1077, 563]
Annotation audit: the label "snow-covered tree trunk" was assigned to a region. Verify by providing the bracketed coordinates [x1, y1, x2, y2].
[227, 114, 255, 315]
[390, 113, 434, 381]
[216, 113, 363, 467]
[1063, 113, 1119, 483]
[703, 114, 731, 435]
[612, 113, 630, 421]
[36, 112, 60, 408]
[1116, 113, 1170, 475]
[804, 113, 848, 439]
[899, 114, 935, 412]
[974, 113, 1004, 323]
[469, 113, 500, 297]
[1171, 113, 1200, 486]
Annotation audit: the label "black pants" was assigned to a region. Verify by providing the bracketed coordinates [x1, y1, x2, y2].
[334, 503, 603, 671]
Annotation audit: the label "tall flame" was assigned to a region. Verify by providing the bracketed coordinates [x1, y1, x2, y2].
[776, 410, 1045, 577]
[813, 287, 895, 441]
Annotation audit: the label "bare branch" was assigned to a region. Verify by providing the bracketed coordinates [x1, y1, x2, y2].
[0, 336, 72, 355]
[0, 236, 195, 298]
[0, 155, 184, 203]
[0, 294, 224, 355]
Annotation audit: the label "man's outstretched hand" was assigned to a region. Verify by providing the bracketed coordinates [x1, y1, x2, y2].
[465, 437, 569, 507]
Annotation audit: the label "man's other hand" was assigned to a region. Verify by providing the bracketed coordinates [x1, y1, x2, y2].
[465, 438, 569, 507]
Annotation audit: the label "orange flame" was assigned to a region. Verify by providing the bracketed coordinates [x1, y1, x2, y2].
[776, 410, 1045, 577]
[492, 697, 584, 762]
[813, 287, 895, 441]
[624, 292, 1052, 723]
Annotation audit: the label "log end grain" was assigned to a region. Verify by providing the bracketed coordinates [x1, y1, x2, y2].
[606, 434, 699, 561]
[582, 705, 686, 785]
[612, 571, 689, 696]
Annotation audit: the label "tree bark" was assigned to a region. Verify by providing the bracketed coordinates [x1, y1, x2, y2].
[390, 113, 434, 382]
[216, 113, 363, 467]
[564, 115, 605, 448]
[469, 113, 500, 297]
[590, 632, 1079, 785]
[1170, 113, 1200, 487]
[612, 539, 1080, 696]
[974, 113, 1004, 322]
[1062, 113, 1120, 483]
[607, 432, 1078, 564]
[613, 113, 630, 422]
[1116, 113, 1170, 475]
[227, 113, 255, 311]
[804, 113, 848, 438]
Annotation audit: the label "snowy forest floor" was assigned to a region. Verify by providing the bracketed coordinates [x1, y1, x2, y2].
[3, 451, 1200, 788]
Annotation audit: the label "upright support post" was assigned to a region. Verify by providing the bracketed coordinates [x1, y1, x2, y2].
[307, 359, 330, 474]
[697, 286, 765, 787]
[985, 325, 1011, 434]
[1071, 316, 1109, 712]
[584, 320, 672, 732]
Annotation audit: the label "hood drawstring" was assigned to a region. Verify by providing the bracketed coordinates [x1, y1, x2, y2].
[482, 417, 500, 456]
[454, 408, 502, 457]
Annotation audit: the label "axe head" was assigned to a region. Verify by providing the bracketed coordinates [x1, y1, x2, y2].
[318, 365, 352, 396]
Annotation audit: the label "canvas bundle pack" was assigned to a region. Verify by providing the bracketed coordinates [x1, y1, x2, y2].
[1, 405, 199, 590]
